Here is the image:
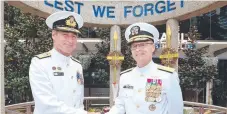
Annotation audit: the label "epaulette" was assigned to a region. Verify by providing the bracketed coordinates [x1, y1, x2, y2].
[71, 56, 81, 64]
[35, 52, 51, 59]
[157, 65, 175, 73]
[120, 67, 134, 75]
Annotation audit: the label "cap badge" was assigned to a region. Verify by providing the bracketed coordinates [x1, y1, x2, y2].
[130, 26, 140, 36]
[66, 16, 76, 27]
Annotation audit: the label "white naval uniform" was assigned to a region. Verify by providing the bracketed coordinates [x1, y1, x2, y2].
[107, 60, 183, 114]
[29, 48, 87, 114]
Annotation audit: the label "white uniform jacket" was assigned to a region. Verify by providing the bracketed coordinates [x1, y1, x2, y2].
[107, 61, 183, 114]
[29, 49, 87, 114]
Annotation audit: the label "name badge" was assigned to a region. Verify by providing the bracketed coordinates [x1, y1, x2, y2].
[123, 84, 134, 89]
[53, 72, 64, 76]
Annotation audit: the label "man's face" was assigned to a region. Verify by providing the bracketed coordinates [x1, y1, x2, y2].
[52, 30, 78, 55]
[130, 40, 155, 66]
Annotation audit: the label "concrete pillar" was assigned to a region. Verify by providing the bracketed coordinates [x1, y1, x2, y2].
[206, 80, 213, 105]
[166, 19, 179, 72]
[0, 1, 5, 114]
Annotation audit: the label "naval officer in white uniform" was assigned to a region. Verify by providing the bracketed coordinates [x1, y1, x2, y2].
[29, 11, 99, 114]
[106, 22, 184, 114]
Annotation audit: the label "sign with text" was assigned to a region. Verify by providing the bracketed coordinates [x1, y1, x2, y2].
[44, 0, 184, 18]
[7, 1, 227, 26]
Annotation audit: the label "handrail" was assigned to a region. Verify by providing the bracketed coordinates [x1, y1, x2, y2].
[5, 102, 34, 110]
[184, 101, 227, 112]
[5, 97, 227, 113]
[5, 97, 109, 109]
[5, 109, 23, 114]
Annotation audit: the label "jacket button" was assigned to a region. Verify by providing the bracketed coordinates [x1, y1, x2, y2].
[73, 90, 76, 93]
[71, 76, 73, 79]
[136, 104, 140, 108]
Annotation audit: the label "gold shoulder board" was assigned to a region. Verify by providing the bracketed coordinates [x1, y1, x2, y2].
[157, 65, 175, 73]
[71, 56, 81, 64]
[120, 67, 134, 75]
[35, 52, 51, 59]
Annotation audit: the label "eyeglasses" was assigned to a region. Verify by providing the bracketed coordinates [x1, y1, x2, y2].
[131, 43, 153, 50]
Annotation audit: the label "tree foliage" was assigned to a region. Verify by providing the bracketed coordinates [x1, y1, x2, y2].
[83, 28, 111, 86]
[179, 47, 218, 91]
[84, 27, 136, 86]
[4, 3, 52, 104]
[178, 25, 218, 102]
